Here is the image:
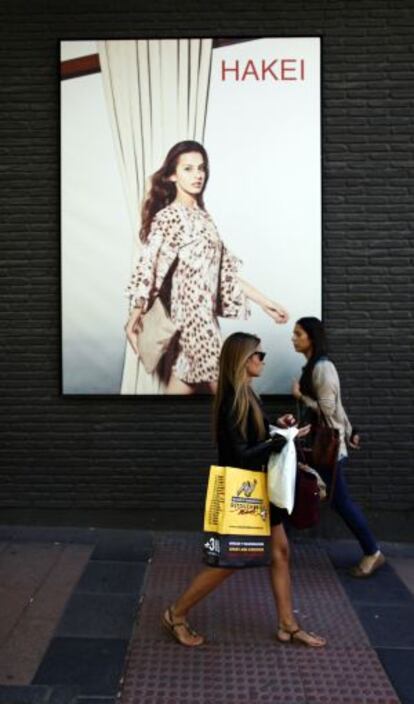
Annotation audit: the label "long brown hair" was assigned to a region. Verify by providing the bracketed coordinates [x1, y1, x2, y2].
[139, 141, 209, 242]
[213, 332, 266, 442]
[296, 317, 329, 399]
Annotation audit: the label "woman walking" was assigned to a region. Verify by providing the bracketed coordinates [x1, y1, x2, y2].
[292, 316, 385, 578]
[125, 141, 289, 394]
[162, 332, 326, 647]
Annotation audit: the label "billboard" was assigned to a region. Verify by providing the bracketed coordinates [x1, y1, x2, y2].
[61, 37, 321, 394]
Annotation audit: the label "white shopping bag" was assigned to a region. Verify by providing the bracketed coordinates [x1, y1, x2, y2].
[267, 426, 299, 514]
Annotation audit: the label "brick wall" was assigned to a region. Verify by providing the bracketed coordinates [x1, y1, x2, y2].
[0, 0, 413, 535]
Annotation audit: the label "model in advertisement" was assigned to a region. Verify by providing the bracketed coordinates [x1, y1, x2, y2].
[125, 141, 289, 394]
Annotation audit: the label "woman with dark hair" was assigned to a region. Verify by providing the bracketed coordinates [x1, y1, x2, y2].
[162, 332, 326, 648]
[125, 141, 289, 394]
[292, 317, 385, 577]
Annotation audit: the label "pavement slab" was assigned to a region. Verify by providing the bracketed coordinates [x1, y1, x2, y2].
[56, 592, 139, 639]
[377, 649, 414, 704]
[0, 527, 152, 704]
[0, 684, 80, 703]
[0, 543, 93, 685]
[76, 560, 147, 594]
[33, 637, 128, 696]
[119, 532, 401, 704]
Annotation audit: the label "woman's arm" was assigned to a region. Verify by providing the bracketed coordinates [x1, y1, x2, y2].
[238, 277, 289, 324]
[292, 379, 319, 411]
[124, 302, 144, 354]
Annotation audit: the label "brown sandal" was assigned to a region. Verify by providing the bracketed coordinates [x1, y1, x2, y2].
[162, 606, 205, 647]
[277, 625, 326, 648]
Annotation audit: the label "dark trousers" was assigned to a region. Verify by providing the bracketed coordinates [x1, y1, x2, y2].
[320, 457, 379, 556]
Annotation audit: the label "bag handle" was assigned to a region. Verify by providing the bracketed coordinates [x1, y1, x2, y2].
[316, 401, 334, 428]
[296, 392, 333, 429]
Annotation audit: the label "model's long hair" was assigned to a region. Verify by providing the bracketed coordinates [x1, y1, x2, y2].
[213, 332, 266, 442]
[297, 317, 328, 399]
[139, 140, 209, 243]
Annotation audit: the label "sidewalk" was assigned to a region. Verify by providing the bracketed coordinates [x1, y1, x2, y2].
[0, 526, 413, 704]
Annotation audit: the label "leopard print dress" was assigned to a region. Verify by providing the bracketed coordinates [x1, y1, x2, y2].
[126, 202, 250, 384]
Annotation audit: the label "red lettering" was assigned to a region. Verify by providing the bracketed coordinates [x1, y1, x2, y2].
[221, 60, 239, 81]
[221, 57, 306, 82]
[241, 59, 260, 81]
[281, 59, 297, 81]
[261, 59, 278, 80]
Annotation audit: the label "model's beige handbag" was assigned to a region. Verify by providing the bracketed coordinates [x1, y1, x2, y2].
[136, 297, 177, 374]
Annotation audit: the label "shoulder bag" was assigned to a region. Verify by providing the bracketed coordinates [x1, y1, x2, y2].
[136, 296, 177, 374]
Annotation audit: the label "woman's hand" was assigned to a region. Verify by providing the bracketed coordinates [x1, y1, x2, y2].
[292, 379, 302, 400]
[124, 307, 143, 355]
[261, 299, 289, 324]
[276, 414, 296, 428]
[296, 424, 311, 438]
[238, 278, 289, 323]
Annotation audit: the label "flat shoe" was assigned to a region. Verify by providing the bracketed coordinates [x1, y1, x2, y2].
[162, 607, 205, 647]
[277, 625, 326, 648]
[349, 552, 385, 578]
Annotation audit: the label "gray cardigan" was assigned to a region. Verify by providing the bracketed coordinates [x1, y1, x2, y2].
[301, 359, 353, 458]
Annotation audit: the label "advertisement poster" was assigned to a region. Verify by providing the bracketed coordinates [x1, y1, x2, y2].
[61, 37, 321, 394]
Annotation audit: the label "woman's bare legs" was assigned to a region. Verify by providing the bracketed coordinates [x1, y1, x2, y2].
[269, 524, 295, 626]
[269, 524, 326, 647]
[174, 566, 235, 615]
[164, 566, 235, 646]
[165, 375, 218, 395]
[165, 375, 195, 394]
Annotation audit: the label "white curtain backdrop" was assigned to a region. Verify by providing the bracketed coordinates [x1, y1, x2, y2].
[97, 39, 213, 393]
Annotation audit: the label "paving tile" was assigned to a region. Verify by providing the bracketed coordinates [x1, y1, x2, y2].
[0, 545, 93, 685]
[76, 561, 147, 595]
[0, 685, 52, 704]
[377, 648, 414, 704]
[353, 603, 414, 648]
[120, 641, 307, 704]
[295, 647, 400, 704]
[56, 593, 138, 639]
[336, 563, 413, 605]
[91, 532, 153, 562]
[0, 527, 154, 562]
[0, 527, 97, 546]
[389, 557, 414, 596]
[0, 543, 64, 643]
[0, 685, 79, 704]
[33, 638, 127, 697]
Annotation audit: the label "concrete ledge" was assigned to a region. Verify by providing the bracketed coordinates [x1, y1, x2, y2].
[0, 508, 413, 542]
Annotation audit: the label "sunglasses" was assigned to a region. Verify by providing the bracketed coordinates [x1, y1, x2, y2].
[250, 351, 266, 361]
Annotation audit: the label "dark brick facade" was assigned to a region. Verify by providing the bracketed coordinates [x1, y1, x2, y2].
[0, 1, 413, 537]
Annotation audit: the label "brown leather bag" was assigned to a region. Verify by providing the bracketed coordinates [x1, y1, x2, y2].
[307, 406, 339, 473]
[289, 466, 320, 530]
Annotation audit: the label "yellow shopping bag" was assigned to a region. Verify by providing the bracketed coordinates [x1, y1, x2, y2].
[203, 465, 271, 568]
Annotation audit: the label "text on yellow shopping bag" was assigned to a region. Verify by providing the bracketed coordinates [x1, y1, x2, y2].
[204, 465, 270, 536]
